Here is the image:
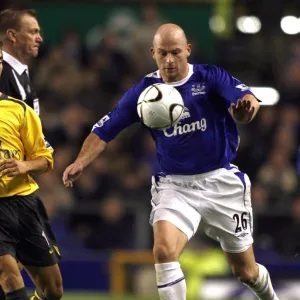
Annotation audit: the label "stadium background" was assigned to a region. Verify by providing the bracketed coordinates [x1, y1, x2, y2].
[1, 0, 300, 299]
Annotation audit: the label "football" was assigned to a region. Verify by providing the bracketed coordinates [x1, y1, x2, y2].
[137, 84, 184, 130]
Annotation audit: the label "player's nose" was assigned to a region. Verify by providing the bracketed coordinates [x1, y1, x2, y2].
[165, 53, 174, 63]
[37, 34, 43, 43]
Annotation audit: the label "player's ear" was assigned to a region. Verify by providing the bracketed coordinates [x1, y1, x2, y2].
[150, 47, 155, 59]
[186, 43, 192, 57]
[6, 29, 17, 43]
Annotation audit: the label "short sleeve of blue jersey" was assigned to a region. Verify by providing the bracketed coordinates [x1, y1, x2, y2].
[205, 64, 255, 108]
[92, 85, 141, 142]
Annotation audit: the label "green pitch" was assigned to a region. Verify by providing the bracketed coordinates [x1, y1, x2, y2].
[62, 293, 158, 300]
[62, 293, 250, 300]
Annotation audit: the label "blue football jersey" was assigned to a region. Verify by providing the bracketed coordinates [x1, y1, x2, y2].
[92, 64, 255, 175]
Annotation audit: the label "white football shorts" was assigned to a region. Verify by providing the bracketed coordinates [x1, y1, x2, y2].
[149, 165, 253, 253]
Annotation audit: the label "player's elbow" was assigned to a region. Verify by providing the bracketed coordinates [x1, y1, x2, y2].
[43, 158, 54, 173]
[39, 152, 54, 173]
[28, 156, 53, 174]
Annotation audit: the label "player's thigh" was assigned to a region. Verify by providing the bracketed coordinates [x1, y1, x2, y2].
[153, 220, 188, 262]
[16, 195, 61, 267]
[24, 264, 63, 296]
[35, 196, 57, 243]
[224, 245, 258, 281]
[0, 198, 23, 291]
[0, 197, 19, 258]
[202, 170, 253, 253]
[0, 255, 24, 292]
[150, 177, 201, 239]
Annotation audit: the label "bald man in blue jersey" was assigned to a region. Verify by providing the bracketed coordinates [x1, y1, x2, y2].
[63, 24, 279, 300]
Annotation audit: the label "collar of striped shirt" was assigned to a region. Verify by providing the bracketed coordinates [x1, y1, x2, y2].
[3, 51, 29, 76]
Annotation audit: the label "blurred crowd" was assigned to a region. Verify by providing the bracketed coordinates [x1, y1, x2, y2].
[25, 4, 300, 258]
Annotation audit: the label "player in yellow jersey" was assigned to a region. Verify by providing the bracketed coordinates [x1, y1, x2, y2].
[0, 41, 63, 300]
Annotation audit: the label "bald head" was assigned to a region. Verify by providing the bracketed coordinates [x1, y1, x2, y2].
[151, 24, 191, 83]
[153, 23, 187, 47]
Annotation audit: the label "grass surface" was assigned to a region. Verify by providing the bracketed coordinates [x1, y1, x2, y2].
[62, 293, 158, 300]
[61, 292, 250, 300]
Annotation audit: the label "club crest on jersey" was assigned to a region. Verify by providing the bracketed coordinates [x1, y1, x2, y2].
[191, 82, 206, 96]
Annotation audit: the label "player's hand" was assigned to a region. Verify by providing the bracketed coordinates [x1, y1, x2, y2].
[0, 159, 28, 177]
[230, 95, 257, 124]
[62, 162, 83, 187]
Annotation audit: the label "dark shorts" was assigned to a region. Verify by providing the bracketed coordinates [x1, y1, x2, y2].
[0, 193, 61, 267]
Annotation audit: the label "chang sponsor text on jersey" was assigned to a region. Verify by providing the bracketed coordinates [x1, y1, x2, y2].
[164, 118, 207, 137]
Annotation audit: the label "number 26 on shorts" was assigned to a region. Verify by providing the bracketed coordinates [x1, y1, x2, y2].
[233, 212, 248, 233]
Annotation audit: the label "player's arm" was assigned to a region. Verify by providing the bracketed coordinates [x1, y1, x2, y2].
[21, 105, 53, 173]
[0, 157, 49, 177]
[208, 65, 260, 124]
[63, 86, 140, 187]
[25, 157, 48, 173]
[0, 105, 53, 177]
[62, 133, 107, 187]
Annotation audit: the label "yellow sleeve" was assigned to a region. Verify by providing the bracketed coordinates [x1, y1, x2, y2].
[20, 106, 54, 172]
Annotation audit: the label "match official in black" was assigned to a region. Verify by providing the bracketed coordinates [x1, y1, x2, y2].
[0, 9, 62, 300]
[0, 41, 63, 300]
[0, 9, 41, 114]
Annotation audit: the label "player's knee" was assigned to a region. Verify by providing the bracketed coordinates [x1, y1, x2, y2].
[1, 272, 23, 291]
[153, 243, 178, 263]
[0, 259, 23, 291]
[232, 266, 258, 285]
[44, 280, 63, 299]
